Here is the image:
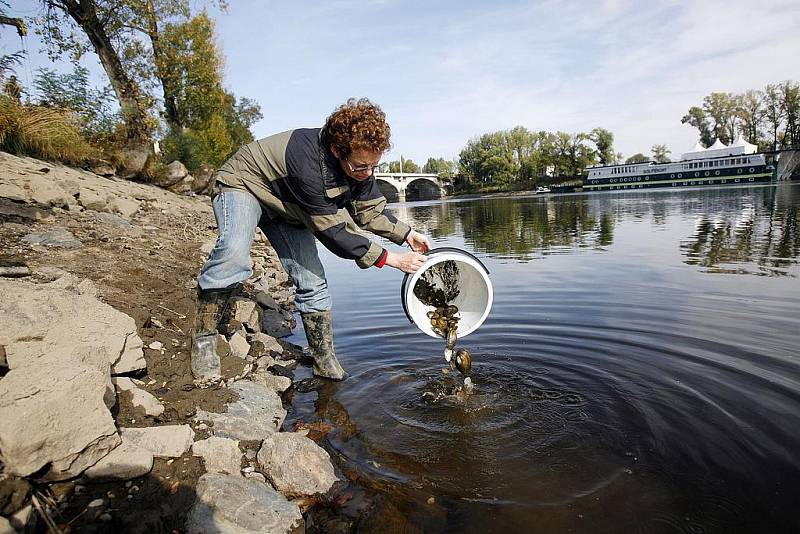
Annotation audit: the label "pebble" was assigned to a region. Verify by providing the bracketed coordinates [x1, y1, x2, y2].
[99, 513, 112, 522]
[148, 341, 163, 350]
[427, 496, 435, 505]
[87, 499, 104, 508]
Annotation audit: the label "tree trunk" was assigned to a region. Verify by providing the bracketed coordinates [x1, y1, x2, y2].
[145, 0, 180, 128]
[57, 0, 150, 147]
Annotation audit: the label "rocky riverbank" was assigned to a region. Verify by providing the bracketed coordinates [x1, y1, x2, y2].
[0, 151, 359, 533]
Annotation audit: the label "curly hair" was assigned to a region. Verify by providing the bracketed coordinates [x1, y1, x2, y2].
[321, 98, 392, 159]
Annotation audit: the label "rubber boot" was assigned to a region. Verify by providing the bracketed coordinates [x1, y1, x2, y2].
[191, 286, 238, 368]
[301, 311, 347, 381]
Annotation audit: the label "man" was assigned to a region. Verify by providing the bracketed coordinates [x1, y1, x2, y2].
[192, 98, 431, 380]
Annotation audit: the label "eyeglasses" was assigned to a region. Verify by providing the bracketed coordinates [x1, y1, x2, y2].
[344, 158, 380, 174]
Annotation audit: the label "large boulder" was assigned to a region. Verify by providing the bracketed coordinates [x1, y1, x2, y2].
[0, 279, 145, 375]
[0, 347, 120, 480]
[186, 473, 303, 534]
[256, 431, 338, 497]
[151, 160, 189, 187]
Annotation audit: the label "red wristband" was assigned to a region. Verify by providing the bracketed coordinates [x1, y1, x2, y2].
[374, 249, 388, 268]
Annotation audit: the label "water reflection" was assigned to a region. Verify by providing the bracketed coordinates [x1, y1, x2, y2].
[394, 184, 800, 275]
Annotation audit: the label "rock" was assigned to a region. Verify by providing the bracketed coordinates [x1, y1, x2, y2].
[195, 381, 286, 441]
[114, 377, 165, 417]
[261, 309, 292, 338]
[230, 299, 260, 332]
[77, 187, 109, 211]
[0, 477, 31, 516]
[0, 504, 34, 534]
[148, 341, 163, 350]
[88, 159, 116, 177]
[253, 289, 278, 310]
[44, 272, 99, 298]
[252, 370, 292, 394]
[250, 332, 283, 355]
[243, 471, 266, 483]
[120, 425, 195, 458]
[186, 473, 303, 534]
[191, 436, 242, 475]
[0, 182, 27, 202]
[22, 226, 82, 248]
[107, 196, 141, 219]
[28, 179, 72, 207]
[0, 347, 120, 480]
[152, 161, 188, 187]
[257, 431, 338, 497]
[0, 279, 145, 376]
[228, 330, 250, 359]
[0, 264, 30, 278]
[84, 436, 154, 480]
[168, 175, 194, 194]
[95, 212, 133, 227]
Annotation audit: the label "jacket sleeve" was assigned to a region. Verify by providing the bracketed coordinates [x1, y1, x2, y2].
[281, 175, 386, 269]
[348, 177, 412, 245]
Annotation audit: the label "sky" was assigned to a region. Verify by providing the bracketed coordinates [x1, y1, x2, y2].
[4, 0, 800, 164]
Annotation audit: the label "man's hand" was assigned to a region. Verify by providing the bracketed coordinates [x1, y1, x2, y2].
[385, 250, 427, 274]
[406, 230, 431, 253]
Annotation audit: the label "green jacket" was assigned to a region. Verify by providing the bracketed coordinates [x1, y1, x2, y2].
[215, 128, 411, 268]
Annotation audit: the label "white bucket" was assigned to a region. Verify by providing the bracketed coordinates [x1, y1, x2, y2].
[401, 248, 493, 339]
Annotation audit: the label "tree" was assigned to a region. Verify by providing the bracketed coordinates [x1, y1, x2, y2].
[37, 0, 156, 149]
[553, 132, 595, 176]
[625, 153, 650, 164]
[34, 66, 118, 138]
[651, 144, 671, 163]
[422, 157, 455, 180]
[681, 106, 714, 147]
[780, 80, 800, 146]
[763, 83, 786, 151]
[702, 92, 737, 143]
[388, 158, 420, 173]
[589, 127, 615, 165]
[737, 89, 766, 146]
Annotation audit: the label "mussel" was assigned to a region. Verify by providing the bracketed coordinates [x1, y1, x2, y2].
[454, 348, 472, 375]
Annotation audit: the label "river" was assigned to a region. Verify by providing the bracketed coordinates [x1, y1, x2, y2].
[286, 183, 800, 533]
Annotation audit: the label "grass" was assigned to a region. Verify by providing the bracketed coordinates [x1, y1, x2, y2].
[0, 96, 99, 165]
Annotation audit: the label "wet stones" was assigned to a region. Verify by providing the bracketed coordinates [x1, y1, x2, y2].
[186, 473, 304, 534]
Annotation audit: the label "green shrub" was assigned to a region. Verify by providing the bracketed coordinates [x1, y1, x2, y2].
[0, 96, 99, 165]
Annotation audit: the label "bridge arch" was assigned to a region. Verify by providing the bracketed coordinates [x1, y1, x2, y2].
[376, 179, 400, 202]
[373, 172, 446, 202]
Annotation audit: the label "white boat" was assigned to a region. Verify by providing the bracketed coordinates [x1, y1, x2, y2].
[583, 135, 775, 191]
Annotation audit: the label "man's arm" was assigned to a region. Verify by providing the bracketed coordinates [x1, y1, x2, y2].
[348, 178, 412, 244]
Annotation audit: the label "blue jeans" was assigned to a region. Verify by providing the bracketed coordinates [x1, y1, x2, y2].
[197, 189, 332, 313]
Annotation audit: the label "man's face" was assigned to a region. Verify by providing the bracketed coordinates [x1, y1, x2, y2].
[337, 148, 382, 181]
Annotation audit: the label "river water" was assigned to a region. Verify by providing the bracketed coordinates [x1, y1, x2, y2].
[286, 183, 800, 533]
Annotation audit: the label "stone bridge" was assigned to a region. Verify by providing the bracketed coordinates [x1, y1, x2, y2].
[373, 172, 446, 202]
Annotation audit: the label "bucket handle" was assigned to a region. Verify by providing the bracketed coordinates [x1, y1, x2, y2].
[400, 247, 490, 324]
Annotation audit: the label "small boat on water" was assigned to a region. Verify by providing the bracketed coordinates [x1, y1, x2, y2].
[535, 186, 551, 194]
[582, 135, 776, 192]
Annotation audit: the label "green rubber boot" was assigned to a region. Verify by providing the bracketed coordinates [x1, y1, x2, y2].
[301, 311, 347, 381]
[191, 286, 238, 366]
